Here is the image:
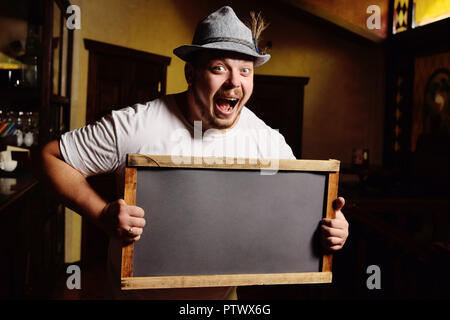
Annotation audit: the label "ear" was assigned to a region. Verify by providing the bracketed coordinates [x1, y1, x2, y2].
[185, 63, 194, 86]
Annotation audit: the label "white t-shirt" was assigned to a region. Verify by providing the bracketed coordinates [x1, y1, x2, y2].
[60, 94, 295, 184]
[59, 94, 295, 299]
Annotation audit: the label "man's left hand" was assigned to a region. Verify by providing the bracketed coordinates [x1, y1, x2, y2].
[320, 197, 349, 252]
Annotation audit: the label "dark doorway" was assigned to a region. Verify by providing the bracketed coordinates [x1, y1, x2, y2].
[81, 40, 171, 298]
[84, 39, 171, 124]
[247, 75, 309, 159]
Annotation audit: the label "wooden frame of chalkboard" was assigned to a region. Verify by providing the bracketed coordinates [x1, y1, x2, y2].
[121, 154, 340, 290]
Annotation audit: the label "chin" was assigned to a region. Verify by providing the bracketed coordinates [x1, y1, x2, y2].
[211, 119, 236, 130]
[209, 107, 242, 130]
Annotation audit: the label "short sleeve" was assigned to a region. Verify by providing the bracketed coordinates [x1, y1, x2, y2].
[271, 130, 295, 160]
[59, 113, 119, 177]
[277, 133, 296, 160]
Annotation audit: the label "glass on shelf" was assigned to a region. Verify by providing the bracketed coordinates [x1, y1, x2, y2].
[0, 110, 40, 147]
[16, 111, 24, 146]
[24, 111, 38, 147]
[6, 110, 16, 124]
[17, 111, 23, 129]
[22, 23, 41, 88]
[24, 56, 38, 88]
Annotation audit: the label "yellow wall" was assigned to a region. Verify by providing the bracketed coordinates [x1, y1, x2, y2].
[66, 0, 386, 262]
[414, 0, 450, 26]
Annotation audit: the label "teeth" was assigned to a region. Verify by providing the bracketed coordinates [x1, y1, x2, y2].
[216, 97, 239, 112]
[224, 98, 238, 108]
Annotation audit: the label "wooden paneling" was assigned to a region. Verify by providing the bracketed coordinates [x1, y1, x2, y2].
[84, 39, 171, 124]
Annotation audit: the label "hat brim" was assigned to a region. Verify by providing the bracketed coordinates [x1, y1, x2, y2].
[173, 41, 270, 67]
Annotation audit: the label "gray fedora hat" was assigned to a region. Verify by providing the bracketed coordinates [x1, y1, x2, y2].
[173, 6, 270, 67]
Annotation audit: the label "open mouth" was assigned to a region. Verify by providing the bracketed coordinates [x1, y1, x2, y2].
[214, 97, 240, 115]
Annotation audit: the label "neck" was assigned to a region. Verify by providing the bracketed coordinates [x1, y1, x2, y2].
[175, 90, 217, 132]
[174, 91, 194, 125]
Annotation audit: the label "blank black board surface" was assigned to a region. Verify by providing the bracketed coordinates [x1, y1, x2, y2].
[121, 155, 340, 290]
[134, 168, 326, 276]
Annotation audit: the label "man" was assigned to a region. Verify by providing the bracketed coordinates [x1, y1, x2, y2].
[41, 6, 348, 299]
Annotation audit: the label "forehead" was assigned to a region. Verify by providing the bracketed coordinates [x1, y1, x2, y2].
[194, 50, 255, 66]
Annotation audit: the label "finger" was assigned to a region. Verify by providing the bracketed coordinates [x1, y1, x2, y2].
[333, 197, 345, 211]
[321, 217, 348, 230]
[128, 206, 145, 218]
[335, 209, 347, 220]
[126, 226, 143, 237]
[116, 199, 144, 217]
[321, 238, 343, 252]
[327, 244, 344, 252]
[128, 217, 146, 228]
[325, 236, 344, 246]
[321, 224, 347, 238]
[122, 234, 141, 245]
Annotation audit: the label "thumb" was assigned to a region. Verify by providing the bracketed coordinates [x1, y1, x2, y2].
[333, 197, 345, 211]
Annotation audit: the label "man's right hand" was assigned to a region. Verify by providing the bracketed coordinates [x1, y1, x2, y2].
[40, 140, 147, 244]
[99, 199, 146, 244]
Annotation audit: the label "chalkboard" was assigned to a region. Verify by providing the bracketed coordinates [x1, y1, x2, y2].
[121, 155, 340, 290]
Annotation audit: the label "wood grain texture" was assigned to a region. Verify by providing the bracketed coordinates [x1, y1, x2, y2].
[121, 272, 332, 290]
[121, 167, 137, 278]
[0, 180, 38, 213]
[84, 39, 171, 66]
[127, 154, 340, 172]
[322, 172, 340, 273]
[121, 156, 340, 289]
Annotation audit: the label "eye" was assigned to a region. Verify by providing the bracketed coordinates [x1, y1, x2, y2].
[241, 67, 252, 75]
[212, 65, 226, 72]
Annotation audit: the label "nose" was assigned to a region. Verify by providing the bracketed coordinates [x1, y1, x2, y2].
[224, 69, 240, 89]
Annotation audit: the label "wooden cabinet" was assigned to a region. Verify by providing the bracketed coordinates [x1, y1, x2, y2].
[84, 39, 170, 124]
[0, 173, 66, 299]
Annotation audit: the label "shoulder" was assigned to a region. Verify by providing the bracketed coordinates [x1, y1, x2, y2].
[112, 96, 171, 117]
[108, 95, 175, 127]
[240, 106, 296, 160]
[239, 106, 269, 129]
[240, 107, 284, 138]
